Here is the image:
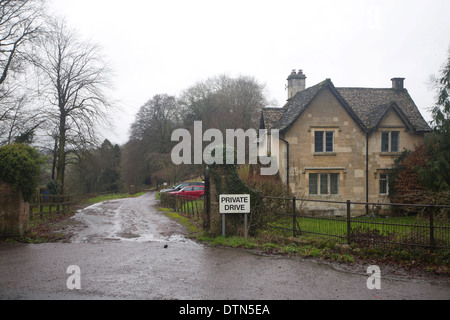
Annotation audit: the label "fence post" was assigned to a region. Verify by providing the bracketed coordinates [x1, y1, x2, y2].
[56, 195, 60, 214]
[194, 197, 198, 217]
[347, 200, 351, 245]
[430, 205, 435, 251]
[244, 213, 248, 239]
[49, 195, 53, 215]
[292, 196, 297, 237]
[29, 205, 33, 220]
[39, 194, 44, 220]
[222, 213, 226, 237]
[39, 194, 43, 218]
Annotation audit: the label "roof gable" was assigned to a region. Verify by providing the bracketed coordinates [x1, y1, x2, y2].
[272, 79, 365, 133]
[370, 102, 415, 132]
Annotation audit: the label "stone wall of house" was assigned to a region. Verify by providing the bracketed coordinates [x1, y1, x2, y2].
[276, 88, 425, 217]
[367, 109, 425, 204]
[0, 180, 29, 237]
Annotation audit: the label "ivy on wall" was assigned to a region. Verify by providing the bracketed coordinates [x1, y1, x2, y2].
[207, 145, 263, 236]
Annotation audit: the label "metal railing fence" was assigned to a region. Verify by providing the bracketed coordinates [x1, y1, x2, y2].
[259, 196, 450, 250]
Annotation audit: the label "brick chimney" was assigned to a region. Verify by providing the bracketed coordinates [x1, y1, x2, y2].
[391, 78, 405, 91]
[287, 69, 306, 100]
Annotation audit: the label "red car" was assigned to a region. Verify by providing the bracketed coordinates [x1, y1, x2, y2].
[169, 185, 204, 199]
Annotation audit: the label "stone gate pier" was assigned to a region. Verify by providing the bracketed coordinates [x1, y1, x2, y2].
[0, 181, 29, 237]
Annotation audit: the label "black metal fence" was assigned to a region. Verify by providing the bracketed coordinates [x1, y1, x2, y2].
[260, 196, 450, 250]
[158, 187, 450, 250]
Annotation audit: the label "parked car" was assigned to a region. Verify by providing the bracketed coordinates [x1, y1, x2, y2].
[160, 181, 204, 194]
[169, 185, 204, 199]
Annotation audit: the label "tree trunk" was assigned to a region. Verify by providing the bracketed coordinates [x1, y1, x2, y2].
[56, 114, 66, 194]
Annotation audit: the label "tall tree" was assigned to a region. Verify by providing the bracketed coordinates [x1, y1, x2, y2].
[178, 74, 268, 175]
[30, 18, 114, 192]
[429, 48, 450, 133]
[389, 49, 450, 199]
[0, 0, 45, 145]
[179, 74, 268, 132]
[66, 139, 122, 194]
[124, 94, 183, 187]
[419, 49, 450, 192]
[129, 94, 181, 153]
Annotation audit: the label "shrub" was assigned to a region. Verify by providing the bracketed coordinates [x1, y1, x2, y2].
[0, 143, 44, 202]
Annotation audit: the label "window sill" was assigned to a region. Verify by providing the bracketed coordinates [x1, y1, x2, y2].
[314, 152, 336, 156]
[380, 152, 402, 157]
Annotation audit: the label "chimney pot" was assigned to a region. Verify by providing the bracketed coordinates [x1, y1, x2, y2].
[287, 69, 307, 100]
[391, 78, 405, 91]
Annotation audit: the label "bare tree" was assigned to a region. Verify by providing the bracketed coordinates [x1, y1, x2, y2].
[0, 93, 43, 144]
[0, 0, 43, 85]
[129, 94, 182, 153]
[124, 94, 183, 187]
[31, 17, 114, 192]
[0, 0, 44, 145]
[179, 74, 268, 132]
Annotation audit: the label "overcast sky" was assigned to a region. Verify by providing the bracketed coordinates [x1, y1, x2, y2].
[48, 0, 450, 145]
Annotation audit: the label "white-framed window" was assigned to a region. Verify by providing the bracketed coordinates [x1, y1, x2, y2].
[379, 174, 389, 195]
[381, 131, 399, 152]
[309, 173, 339, 195]
[314, 131, 334, 153]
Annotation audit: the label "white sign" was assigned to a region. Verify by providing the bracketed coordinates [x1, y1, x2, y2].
[220, 195, 251, 214]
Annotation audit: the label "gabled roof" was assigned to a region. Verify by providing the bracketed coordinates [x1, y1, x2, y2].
[261, 79, 431, 134]
[336, 87, 430, 132]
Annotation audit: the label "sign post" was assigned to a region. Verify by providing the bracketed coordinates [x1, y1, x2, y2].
[219, 194, 251, 238]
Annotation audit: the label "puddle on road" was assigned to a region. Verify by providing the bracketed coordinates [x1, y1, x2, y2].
[67, 193, 196, 245]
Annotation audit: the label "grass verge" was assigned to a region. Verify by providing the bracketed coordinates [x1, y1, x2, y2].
[87, 191, 147, 204]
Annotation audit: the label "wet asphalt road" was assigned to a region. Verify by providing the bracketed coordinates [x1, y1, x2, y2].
[0, 192, 449, 300]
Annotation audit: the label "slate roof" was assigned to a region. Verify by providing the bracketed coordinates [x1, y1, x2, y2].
[260, 107, 285, 130]
[336, 87, 430, 132]
[261, 79, 431, 133]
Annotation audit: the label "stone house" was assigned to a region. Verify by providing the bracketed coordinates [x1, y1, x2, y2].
[260, 70, 431, 216]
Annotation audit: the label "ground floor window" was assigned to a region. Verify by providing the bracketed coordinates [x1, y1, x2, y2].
[309, 173, 339, 195]
[379, 174, 389, 195]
